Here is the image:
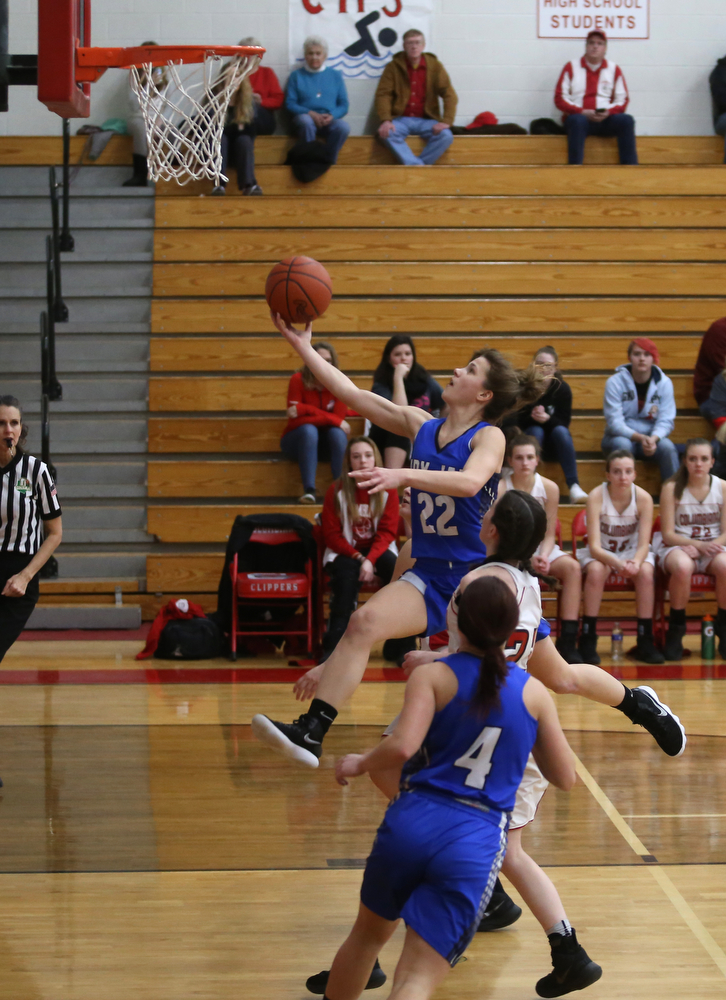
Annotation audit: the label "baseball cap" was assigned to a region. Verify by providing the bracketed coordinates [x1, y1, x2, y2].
[586, 29, 607, 41]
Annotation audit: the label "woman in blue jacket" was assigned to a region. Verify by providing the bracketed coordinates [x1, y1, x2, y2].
[286, 36, 350, 162]
[601, 338, 679, 484]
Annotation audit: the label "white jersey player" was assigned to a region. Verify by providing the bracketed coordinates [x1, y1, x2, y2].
[500, 435, 583, 663]
[655, 438, 726, 661]
[576, 449, 661, 666]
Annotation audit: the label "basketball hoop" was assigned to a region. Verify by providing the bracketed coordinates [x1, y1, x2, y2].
[62, 42, 263, 185]
[121, 46, 263, 186]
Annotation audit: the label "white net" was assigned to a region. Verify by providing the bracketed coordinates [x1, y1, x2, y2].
[129, 51, 260, 186]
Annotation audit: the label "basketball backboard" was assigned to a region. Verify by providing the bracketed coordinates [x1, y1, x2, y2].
[38, 0, 92, 117]
[1, 0, 9, 113]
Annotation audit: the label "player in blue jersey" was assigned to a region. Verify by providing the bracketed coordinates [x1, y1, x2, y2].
[252, 315, 545, 767]
[315, 575, 577, 1000]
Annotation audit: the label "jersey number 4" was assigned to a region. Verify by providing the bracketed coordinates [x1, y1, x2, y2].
[418, 493, 459, 536]
[454, 727, 503, 789]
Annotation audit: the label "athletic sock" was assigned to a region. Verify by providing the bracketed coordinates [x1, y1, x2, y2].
[669, 608, 686, 629]
[637, 618, 653, 640]
[580, 616, 597, 637]
[560, 619, 578, 637]
[546, 919, 573, 939]
[716, 608, 726, 631]
[615, 684, 637, 720]
[308, 698, 338, 736]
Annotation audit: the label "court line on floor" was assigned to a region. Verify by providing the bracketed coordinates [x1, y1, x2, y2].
[624, 813, 726, 818]
[574, 754, 726, 980]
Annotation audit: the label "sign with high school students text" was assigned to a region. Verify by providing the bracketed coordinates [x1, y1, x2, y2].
[538, 0, 649, 39]
[290, 0, 434, 79]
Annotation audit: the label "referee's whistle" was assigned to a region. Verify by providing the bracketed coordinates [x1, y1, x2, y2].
[3, 438, 13, 448]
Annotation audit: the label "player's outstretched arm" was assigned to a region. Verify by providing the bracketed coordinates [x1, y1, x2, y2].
[524, 675, 576, 791]
[272, 312, 429, 440]
[353, 424, 505, 498]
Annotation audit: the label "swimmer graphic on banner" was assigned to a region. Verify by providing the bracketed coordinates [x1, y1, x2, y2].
[290, 0, 433, 79]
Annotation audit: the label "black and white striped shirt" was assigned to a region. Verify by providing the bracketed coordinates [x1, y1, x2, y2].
[0, 450, 62, 555]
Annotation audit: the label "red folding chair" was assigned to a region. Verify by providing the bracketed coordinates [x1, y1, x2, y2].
[229, 528, 319, 660]
[539, 518, 563, 637]
[652, 515, 716, 647]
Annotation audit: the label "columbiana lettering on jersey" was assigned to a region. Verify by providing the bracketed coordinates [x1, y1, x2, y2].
[0, 451, 61, 554]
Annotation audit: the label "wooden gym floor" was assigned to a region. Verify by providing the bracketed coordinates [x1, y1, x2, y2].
[0, 637, 724, 999]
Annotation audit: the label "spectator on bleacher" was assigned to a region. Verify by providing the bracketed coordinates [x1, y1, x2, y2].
[368, 335, 443, 469]
[554, 30, 637, 165]
[710, 53, 726, 163]
[602, 338, 679, 484]
[374, 29, 457, 166]
[653, 438, 726, 660]
[511, 346, 588, 504]
[212, 37, 284, 196]
[576, 449, 663, 665]
[280, 342, 351, 504]
[320, 437, 399, 659]
[693, 316, 726, 416]
[123, 41, 168, 187]
[286, 36, 350, 164]
[500, 434, 584, 664]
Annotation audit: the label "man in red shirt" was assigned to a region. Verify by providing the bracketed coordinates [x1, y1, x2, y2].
[554, 30, 637, 165]
[374, 29, 457, 165]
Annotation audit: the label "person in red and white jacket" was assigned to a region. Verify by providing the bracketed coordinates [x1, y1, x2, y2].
[280, 341, 352, 504]
[321, 436, 399, 659]
[554, 30, 637, 165]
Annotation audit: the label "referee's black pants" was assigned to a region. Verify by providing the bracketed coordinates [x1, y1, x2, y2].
[0, 554, 40, 662]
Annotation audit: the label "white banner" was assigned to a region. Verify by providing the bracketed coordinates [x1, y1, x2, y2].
[289, 0, 434, 79]
[537, 0, 649, 40]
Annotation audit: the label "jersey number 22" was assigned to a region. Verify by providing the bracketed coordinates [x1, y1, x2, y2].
[418, 493, 459, 536]
[454, 727, 503, 789]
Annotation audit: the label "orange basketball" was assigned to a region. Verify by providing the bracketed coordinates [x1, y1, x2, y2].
[265, 256, 333, 326]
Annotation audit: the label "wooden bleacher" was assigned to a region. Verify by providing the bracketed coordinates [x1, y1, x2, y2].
[145, 135, 726, 620]
[6, 132, 720, 619]
[145, 135, 724, 616]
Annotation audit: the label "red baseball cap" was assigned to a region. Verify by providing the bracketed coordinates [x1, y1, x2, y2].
[586, 29, 607, 42]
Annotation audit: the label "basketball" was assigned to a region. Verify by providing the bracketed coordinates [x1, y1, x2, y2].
[266, 256, 333, 326]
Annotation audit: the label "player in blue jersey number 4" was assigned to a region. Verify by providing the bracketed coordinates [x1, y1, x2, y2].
[252, 314, 545, 767]
[319, 574, 580, 1000]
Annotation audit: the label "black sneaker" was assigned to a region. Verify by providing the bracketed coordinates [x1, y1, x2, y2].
[306, 959, 387, 994]
[663, 626, 685, 660]
[631, 635, 665, 665]
[251, 713, 323, 768]
[477, 891, 522, 932]
[536, 930, 602, 998]
[630, 685, 686, 757]
[578, 634, 600, 666]
[555, 636, 582, 665]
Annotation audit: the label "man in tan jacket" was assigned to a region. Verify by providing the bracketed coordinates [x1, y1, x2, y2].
[374, 29, 457, 165]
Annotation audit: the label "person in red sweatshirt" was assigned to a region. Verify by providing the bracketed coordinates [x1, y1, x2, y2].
[320, 436, 400, 659]
[280, 341, 351, 503]
[554, 29, 637, 165]
[215, 36, 284, 195]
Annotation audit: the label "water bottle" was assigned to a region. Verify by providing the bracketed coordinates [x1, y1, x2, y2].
[611, 622, 623, 661]
[701, 615, 715, 661]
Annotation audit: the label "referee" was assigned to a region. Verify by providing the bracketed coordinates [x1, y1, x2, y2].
[0, 396, 62, 665]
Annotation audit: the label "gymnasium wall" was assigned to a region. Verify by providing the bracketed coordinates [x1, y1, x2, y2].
[3, 0, 724, 137]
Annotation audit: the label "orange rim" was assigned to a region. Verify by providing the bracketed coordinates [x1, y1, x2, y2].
[76, 44, 264, 79]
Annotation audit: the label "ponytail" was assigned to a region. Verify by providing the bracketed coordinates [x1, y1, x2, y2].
[470, 348, 547, 425]
[456, 576, 519, 716]
[491, 489, 548, 578]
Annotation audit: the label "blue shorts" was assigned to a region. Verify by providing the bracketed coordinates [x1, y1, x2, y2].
[400, 558, 469, 636]
[360, 789, 508, 966]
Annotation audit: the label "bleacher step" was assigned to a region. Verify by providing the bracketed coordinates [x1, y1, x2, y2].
[26, 604, 142, 629]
